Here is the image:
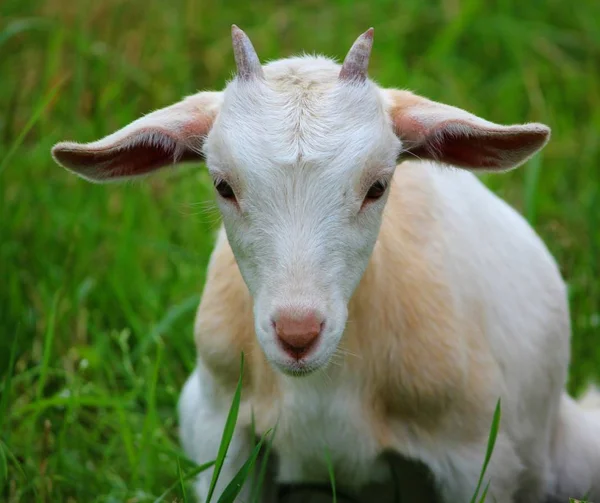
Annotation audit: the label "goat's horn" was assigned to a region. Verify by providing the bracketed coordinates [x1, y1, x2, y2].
[231, 25, 264, 80]
[339, 28, 374, 82]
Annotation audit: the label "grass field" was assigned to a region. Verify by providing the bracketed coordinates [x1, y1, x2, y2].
[1, 0, 599, 501]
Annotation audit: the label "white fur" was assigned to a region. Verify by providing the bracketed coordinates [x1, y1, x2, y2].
[549, 390, 600, 500]
[181, 56, 597, 502]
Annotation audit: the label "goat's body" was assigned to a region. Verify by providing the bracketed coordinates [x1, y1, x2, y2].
[179, 162, 590, 502]
[50, 26, 599, 503]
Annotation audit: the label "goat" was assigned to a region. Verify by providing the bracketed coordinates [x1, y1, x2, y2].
[51, 26, 600, 503]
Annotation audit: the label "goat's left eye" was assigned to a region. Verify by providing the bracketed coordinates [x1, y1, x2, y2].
[365, 180, 388, 201]
[214, 180, 236, 200]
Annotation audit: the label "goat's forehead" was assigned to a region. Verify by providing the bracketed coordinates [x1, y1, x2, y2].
[206, 58, 395, 171]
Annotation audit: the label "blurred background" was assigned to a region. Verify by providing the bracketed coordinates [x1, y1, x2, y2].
[1, 0, 599, 501]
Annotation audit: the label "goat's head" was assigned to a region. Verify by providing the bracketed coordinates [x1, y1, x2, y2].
[52, 26, 550, 375]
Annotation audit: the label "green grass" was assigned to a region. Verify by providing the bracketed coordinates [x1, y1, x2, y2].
[1, 0, 599, 501]
[470, 400, 501, 503]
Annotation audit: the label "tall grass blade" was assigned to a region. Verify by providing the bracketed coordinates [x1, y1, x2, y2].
[469, 398, 502, 503]
[177, 456, 188, 503]
[153, 460, 215, 503]
[478, 480, 490, 503]
[216, 429, 272, 503]
[250, 421, 278, 503]
[206, 352, 245, 503]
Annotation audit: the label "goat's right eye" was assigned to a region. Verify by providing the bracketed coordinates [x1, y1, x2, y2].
[214, 180, 236, 200]
[364, 179, 388, 201]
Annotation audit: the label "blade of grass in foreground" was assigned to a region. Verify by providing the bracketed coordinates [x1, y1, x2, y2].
[250, 421, 278, 503]
[178, 456, 188, 503]
[217, 429, 272, 503]
[206, 352, 245, 503]
[469, 399, 502, 503]
[153, 460, 216, 503]
[478, 481, 490, 503]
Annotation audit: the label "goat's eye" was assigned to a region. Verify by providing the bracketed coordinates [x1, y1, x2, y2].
[215, 180, 235, 200]
[365, 180, 388, 201]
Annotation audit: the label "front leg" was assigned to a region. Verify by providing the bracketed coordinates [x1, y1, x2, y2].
[178, 361, 254, 502]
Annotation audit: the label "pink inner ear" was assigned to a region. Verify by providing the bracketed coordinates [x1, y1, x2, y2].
[388, 91, 550, 170]
[57, 143, 200, 180]
[405, 122, 549, 169]
[53, 124, 207, 181]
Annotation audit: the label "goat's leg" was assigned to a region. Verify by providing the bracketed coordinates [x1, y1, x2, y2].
[408, 432, 525, 503]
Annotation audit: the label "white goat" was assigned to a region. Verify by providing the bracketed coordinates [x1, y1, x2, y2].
[52, 26, 600, 503]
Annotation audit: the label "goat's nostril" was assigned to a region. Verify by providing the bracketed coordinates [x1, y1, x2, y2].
[274, 309, 323, 359]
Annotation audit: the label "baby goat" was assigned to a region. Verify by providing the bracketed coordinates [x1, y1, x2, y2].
[52, 26, 600, 503]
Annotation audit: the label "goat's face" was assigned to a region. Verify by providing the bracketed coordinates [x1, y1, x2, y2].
[204, 69, 401, 374]
[51, 26, 551, 376]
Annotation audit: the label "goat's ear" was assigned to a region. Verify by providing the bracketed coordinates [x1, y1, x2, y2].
[385, 90, 550, 171]
[51, 92, 223, 183]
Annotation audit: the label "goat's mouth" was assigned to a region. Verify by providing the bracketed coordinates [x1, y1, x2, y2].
[272, 358, 320, 377]
[269, 346, 337, 377]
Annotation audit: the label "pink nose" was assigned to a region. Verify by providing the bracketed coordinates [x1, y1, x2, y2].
[274, 310, 323, 359]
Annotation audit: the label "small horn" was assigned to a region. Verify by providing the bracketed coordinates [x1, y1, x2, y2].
[339, 28, 374, 82]
[231, 25, 264, 80]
